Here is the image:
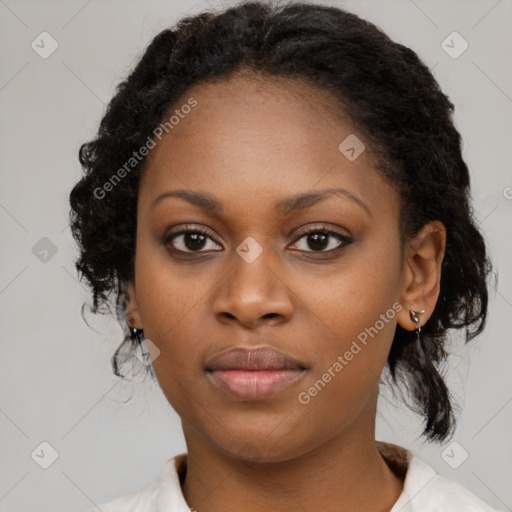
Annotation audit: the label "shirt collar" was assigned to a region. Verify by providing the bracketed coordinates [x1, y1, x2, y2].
[377, 441, 439, 512]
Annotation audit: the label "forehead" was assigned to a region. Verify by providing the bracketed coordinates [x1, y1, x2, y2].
[139, 73, 397, 220]
[161, 72, 351, 145]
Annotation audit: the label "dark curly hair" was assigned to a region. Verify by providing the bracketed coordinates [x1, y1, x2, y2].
[68, 0, 494, 442]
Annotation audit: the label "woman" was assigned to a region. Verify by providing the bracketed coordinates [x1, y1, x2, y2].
[69, 1, 499, 510]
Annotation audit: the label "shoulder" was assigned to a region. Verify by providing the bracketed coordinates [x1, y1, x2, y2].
[377, 442, 501, 512]
[398, 455, 502, 512]
[86, 453, 189, 512]
[86, 480, 160, 512]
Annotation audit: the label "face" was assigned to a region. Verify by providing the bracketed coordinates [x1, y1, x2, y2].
[126, 73, 424, 463]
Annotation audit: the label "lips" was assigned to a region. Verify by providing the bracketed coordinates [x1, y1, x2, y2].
[205, 347, 308, 400]
[205, 346, 307, 371]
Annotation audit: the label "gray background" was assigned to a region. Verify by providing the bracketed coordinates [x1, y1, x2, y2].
[0, 0, 511, 511]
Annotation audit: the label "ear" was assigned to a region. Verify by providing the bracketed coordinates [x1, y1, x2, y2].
[126, 280, 143, 330]
[396, 220, 446, 331]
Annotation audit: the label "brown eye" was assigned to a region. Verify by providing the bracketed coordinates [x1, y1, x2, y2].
[290, 228, 352, 253]
[165, 229, 222, 253]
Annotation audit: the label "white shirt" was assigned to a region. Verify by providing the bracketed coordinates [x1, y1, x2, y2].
[90, 442, 500, 511]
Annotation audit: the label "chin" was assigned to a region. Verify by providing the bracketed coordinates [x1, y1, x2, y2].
[213, 434, 313, 465]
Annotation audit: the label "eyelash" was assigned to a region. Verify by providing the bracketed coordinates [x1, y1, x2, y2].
[163, 223, 353, 257]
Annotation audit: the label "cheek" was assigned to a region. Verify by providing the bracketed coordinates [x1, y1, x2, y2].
[133, 240, 208, 369]
[298, 233, 402, 347]
[295, 231, 403, 401]
[135, 257, 211, 415]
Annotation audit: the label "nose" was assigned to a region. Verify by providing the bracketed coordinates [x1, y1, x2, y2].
[212, 247, 294, 330]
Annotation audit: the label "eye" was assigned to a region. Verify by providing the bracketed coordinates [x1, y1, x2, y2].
[164, 226, 222, 253]
[289, 226, 352, 253]
[163, 224, 352, 255]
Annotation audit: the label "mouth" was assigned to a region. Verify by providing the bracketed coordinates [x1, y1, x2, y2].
[205, 346, 308, 401]
[206, 368, 306, 400]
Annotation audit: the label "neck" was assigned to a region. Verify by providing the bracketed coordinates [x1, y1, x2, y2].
[180, 398, 404, 512]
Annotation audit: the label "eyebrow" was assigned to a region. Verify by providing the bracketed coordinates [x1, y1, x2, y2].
[151, 187, 371, 217]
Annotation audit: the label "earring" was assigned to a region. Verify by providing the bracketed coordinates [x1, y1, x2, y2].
[128, 316, 143, 342]
[127, 321, 156, 380]
[130, 326, 144, 342]
[410, 309, 426, 334]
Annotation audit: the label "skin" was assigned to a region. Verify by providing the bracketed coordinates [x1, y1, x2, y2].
[125, 72, 446, 512]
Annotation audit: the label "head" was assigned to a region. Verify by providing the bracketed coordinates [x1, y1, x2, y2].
[69, 0, 493, 456]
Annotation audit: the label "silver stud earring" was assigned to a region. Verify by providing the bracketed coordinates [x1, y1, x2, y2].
[410, 309, 426, 334]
